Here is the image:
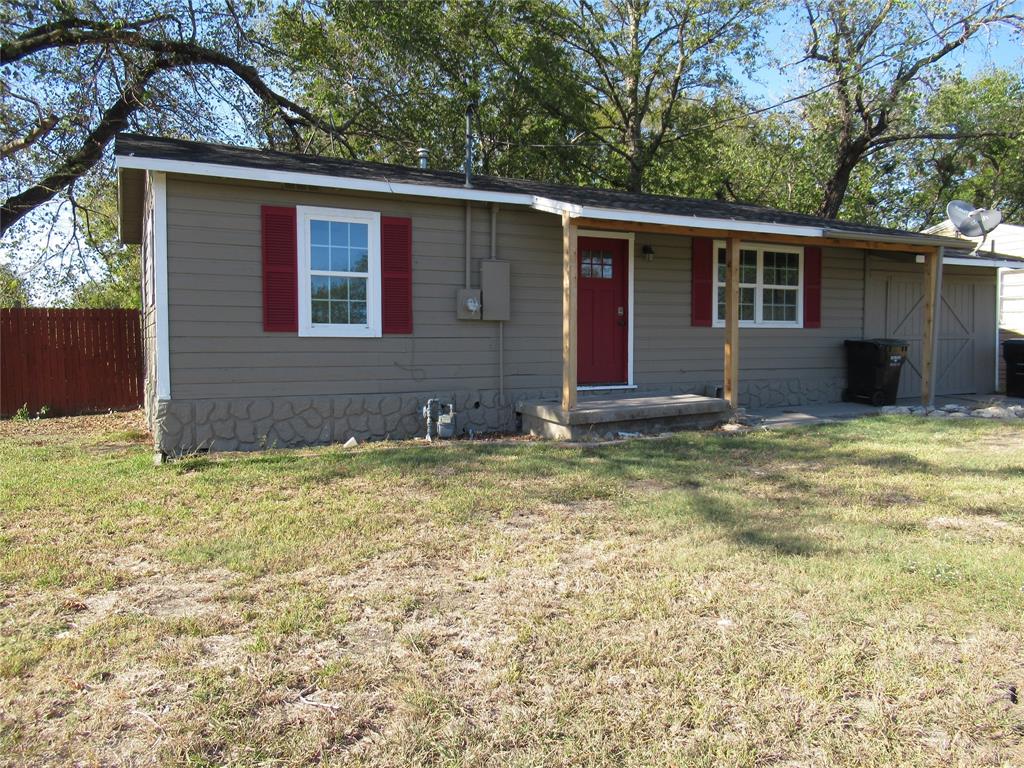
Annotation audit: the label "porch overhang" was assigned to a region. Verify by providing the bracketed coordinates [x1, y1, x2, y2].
[553, 207, 954, 413]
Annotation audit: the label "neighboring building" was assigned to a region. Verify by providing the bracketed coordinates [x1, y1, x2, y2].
[115, 134, 1019, 453]
[924, 220, 1024, 392]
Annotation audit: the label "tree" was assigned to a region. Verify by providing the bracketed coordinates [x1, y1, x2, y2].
[0, 262, 30, 307]
[63, 177, 141, 308]
[271, 0, 590, 182]
[0, 0, 363, 242]
[798, 0, 1023, 219]
[506, 0, 768, 192]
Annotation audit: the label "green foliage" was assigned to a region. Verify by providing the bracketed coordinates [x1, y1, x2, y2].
[0, 263, 31, 307]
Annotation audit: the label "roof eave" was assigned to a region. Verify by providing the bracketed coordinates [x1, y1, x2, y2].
[115, 150, 958, 252]
[822, 228, 964, 250]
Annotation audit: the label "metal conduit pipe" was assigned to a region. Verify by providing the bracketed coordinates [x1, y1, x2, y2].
[490, 203, 504, 403]
[464, 201, 472, 290]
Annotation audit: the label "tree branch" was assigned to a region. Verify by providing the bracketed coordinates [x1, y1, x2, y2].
[1, 62, 161, 236]
[0, 114, 59, 160]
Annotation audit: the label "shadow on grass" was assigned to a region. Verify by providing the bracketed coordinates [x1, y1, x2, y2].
[161, 418, 1021, 557]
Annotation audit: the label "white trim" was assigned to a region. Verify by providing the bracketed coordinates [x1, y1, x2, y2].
[567, 203, 823, 238]
[711, 240, 804, 328]
[533, 196, 582, 216]
[578, 229, 635, 387]
[151, 171, 170, 400]
[996, 267, 1003, 392]
[944, 256, 1024, 269]
[578, 385, 639, 391]
[116, 154, 536, 207]
[296, 205, 382, 338]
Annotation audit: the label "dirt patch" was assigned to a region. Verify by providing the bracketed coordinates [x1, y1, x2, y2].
[926, 515, 1020, 540]
[71, 556, 233, 630]
[0, 409, 147, 443]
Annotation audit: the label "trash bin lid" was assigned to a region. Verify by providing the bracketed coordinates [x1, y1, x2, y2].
[866, 338, 908, 346]
[1004, 339, 1024, 348]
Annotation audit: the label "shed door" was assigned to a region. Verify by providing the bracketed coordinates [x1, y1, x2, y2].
[869, 270, 995, 397]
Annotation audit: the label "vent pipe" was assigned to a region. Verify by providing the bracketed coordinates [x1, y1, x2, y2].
[464, 102, 475, 188]
[417, 148, 429, 169]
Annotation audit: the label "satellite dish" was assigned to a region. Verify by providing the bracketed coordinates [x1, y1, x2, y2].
[947, 199, 1002, 239]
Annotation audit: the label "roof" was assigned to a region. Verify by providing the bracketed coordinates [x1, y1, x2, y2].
[115, 132, 965, 250]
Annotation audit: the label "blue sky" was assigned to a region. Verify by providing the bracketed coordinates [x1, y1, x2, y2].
[733, 4, 1024, 106]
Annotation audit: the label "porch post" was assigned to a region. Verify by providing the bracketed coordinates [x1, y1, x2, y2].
[920, 246, 944, 407]
[561, 210, 578, 412]
[723, 236, 740, 408]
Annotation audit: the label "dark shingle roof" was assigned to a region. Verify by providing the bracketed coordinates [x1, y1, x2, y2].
[114, 133, 956, 243]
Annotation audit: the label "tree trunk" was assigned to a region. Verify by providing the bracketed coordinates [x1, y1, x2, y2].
[818, 139, 868, 219]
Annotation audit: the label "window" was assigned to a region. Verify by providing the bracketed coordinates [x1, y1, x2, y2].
[713, 242, 803, 327]
[581, 250, 614, 279]
[297, 206, 381, 337]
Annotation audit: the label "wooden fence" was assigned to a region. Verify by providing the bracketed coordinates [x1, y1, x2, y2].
[1, 308, 144, 417]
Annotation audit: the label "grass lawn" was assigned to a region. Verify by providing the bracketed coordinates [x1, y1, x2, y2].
[1, 411, 1023, 767]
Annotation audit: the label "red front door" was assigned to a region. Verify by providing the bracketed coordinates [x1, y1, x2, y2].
[578, 236, 628, 385]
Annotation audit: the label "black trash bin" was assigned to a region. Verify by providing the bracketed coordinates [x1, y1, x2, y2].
[1004, 339, 1024, 397]
[843, 339, 909, 406]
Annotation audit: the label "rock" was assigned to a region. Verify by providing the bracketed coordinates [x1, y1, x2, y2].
[928, 410, 949, 418]
[343, 436, 358, 448]
[881, 406, 912, 415]
[908, 406, 928, 416]
[972, 406, 1015, 419]
[942, 403, 969, 413]
[946, 412, 969, 419]
[720, 423, 745, 432]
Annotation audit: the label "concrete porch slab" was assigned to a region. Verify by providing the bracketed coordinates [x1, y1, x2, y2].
[517, 393, 730, 440]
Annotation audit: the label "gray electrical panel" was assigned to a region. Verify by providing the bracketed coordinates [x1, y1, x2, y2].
[481, 260, 511, 321]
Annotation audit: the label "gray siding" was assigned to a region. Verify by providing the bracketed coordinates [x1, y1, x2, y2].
[164, 174, 872, 406]
[165, 177, 562, 400]
[632, 234, 864, 386]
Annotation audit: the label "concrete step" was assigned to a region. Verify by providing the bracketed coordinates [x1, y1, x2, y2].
[517, 393, 730, 440]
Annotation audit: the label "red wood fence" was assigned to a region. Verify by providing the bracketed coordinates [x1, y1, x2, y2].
[1, 308, 144, 417]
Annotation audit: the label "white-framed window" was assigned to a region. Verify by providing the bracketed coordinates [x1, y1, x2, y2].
[297, 205, 381, 337]
[713, 241, 804, 328]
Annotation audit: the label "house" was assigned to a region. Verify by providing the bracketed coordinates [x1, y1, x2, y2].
[924, 219, 1024, 392]
[115, 134, 1020, 452]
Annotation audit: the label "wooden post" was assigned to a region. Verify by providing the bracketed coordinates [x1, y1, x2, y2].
[723, 237, 740, 408]
[920, 246, 944, 407]
[561, 211, 578, 413]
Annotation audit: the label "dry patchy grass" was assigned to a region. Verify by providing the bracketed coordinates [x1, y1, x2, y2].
[1, 411, 1023, 767]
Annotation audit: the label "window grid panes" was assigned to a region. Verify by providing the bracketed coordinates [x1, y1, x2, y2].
[581, 250, 614, 279]
[310, 218, 370, 326]
[715, 245, 801, 325]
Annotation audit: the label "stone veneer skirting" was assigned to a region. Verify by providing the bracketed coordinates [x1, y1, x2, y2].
[151, 376, 845, 454]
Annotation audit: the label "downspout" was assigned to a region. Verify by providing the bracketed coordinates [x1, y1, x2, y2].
[491, 203, 503, 402]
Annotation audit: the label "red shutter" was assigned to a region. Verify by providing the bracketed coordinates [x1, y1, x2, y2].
[803, 246, 822, 328]
[261, 206, 297, 332]
[691, 237, 714, 327]
[381, 216, 413, 334]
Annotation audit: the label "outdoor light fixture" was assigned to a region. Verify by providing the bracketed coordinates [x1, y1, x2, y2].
[642, 244, 655, 261]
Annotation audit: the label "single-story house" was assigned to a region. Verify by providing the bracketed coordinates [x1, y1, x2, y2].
[924, 219, 1024, 392]
[115, 134, 1021, 453]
